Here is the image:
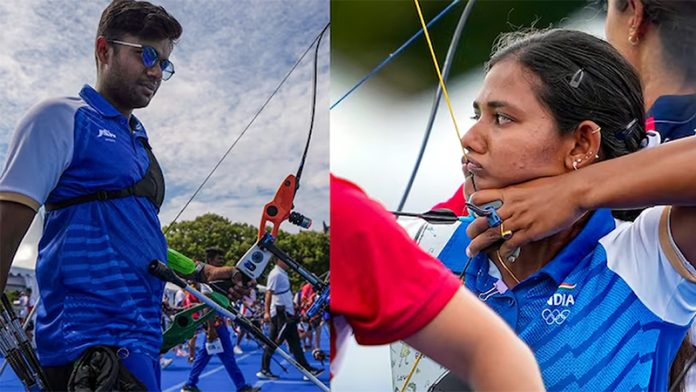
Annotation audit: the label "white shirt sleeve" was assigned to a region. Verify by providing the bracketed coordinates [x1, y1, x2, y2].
[601, 206, 696, 326]
[0, 98, 77, 209]
[267, 269, 279, 292]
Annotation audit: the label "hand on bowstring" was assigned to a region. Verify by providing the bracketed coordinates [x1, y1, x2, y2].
[465, 174, 586, 261]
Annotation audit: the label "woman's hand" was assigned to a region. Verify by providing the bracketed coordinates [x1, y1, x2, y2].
[465, 173, 587, 260]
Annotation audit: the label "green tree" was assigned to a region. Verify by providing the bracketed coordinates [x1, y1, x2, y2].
[277, 230, 330, 290]
[164, 213, 257, 262]
[163, 213, 329, 292]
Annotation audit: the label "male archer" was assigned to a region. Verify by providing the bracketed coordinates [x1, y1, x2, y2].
[0, 1, 246, 389]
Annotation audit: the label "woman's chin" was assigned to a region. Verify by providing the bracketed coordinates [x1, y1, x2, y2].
[465, 175, 494, 194]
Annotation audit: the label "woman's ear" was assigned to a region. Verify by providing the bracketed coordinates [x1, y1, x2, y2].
[565, 120, 602, 171]
[627, 0, 648, 42]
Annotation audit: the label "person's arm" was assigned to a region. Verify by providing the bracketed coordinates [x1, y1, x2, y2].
[331, 175, 544, 389]
[199, 264, 250, 301]
[167, 250, 250, 301]
[405, 288, 543, 391]
[0, 99, 84, 291]
[264, 289, 272, 323]
[0, 201, 37, 290]
[467, 137, 696, 264]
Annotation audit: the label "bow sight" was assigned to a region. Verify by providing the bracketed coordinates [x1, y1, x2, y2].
[236, 174, 329, 319]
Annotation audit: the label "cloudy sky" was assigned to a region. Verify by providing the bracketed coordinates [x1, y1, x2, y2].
[0, 0, 329, 232]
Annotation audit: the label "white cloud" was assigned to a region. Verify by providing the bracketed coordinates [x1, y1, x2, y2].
[0, 0, 329, 233]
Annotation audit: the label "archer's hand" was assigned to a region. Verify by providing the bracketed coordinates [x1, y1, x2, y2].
[465, 174, 586, 261]
[203, 265, 253, 301]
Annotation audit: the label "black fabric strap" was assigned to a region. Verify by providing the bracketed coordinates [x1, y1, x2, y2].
[44, 189, 134, 211]
[274, 287, 291, 296]
[44, 139, 164, 212]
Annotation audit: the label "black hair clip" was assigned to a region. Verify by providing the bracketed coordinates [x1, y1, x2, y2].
[617, 118, 639, 140]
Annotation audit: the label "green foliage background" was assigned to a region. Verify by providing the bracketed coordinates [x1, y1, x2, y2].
[332, 0, 593, 94]
[163, 213, 329, 292]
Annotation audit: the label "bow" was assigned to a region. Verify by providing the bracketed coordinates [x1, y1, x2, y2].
[158, 23, 330, 390]
[234, 23, 330, 316]
[148, 260, 330, 391]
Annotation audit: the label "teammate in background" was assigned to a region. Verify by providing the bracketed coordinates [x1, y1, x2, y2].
[181, 248, 259, 392]
[330, 174, 544, 390]
[298, 282, 322, 352]
[17, 288, 35, 342]
[17, 288, 31, 322]
[257, 260, 323, 380]
[602, 1, 696, 388]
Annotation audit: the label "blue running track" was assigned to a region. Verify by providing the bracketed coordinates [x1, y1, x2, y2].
[0, 325, 330, 392]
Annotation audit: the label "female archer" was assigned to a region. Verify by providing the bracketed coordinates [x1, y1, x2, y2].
[419, 28, 696, 390]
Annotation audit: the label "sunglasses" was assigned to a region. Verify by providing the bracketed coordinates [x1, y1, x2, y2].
[109, 40, 175, 81]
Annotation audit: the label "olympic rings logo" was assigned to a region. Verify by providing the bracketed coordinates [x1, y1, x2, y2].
[541, 308, 571, 325]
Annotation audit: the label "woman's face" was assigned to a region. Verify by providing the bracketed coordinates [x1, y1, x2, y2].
[461, 59, 573, 198]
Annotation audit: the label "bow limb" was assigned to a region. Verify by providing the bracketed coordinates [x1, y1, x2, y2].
[161, 303, 216, 354]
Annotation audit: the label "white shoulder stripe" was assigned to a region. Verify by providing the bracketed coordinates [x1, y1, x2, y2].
[601, 206, 696, 326]
[658, 206, 696, 282]
[0, 96, 84, 206]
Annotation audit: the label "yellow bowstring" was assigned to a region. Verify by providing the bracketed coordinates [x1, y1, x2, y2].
[413, 0, 467, 157]
[399, 3, 470, 391]
[399, 352, 424, 392]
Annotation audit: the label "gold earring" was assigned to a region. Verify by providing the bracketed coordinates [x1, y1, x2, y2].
[628, 35, 639, 46]
[592, 127, 602, 134]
